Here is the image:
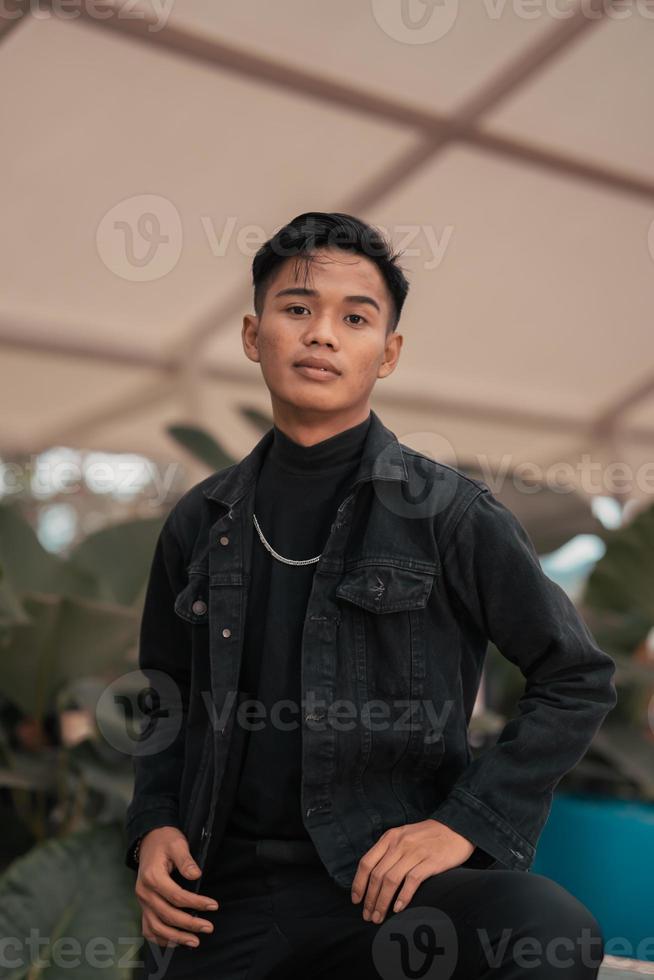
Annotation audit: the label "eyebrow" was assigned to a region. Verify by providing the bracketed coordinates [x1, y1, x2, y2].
[274, 287, 381, 314]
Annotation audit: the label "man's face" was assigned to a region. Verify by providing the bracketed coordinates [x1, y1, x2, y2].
[242, 247, 403, 415]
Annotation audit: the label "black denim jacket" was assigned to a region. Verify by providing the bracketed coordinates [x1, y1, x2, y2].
[124, 409, 618, 890]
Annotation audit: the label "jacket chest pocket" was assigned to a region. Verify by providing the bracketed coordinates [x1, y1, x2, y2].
[334, 563, 435, 700]
[335, 564, 435, 614]
[334, 562, 441, 777]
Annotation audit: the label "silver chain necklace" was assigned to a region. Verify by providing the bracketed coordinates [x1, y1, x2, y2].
[253, 512, 321, 566]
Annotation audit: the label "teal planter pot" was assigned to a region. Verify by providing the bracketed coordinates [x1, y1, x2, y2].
[532, 792, 654, 963]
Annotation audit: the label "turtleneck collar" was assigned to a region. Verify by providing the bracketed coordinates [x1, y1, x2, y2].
[268, 412, 372, 476]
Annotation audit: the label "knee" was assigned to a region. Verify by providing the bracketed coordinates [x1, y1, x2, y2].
[469, 872, 604, 973]
[520, 874, 605, 971]
[560, 898, 605, 970]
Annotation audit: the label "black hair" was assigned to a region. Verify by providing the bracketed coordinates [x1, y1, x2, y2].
[251, 212, 410, 333]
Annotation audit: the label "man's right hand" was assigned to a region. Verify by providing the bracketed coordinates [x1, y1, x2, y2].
[135, 826, 220, 948]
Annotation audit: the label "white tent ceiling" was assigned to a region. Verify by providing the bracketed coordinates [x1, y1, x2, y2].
[1, 0, 653, 512]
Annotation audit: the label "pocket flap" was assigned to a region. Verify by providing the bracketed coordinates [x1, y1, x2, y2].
[335, 565, 435, 613]
[174, 575, 209, 624]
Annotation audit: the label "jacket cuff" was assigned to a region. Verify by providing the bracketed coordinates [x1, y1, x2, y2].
[124, 804, 182, 871]
[428, 787, 535, 872]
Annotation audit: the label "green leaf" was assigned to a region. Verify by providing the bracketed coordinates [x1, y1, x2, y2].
[0, 565, 29, 628]
[0, 505, 99, 601]
[0, 594, 137, 717]
[0, 823, 141, 979]
[238, 405, 273, 434]
[68, 518, 164, 607]
[166, 423, 235, 470]
[583, 502, 654, 653]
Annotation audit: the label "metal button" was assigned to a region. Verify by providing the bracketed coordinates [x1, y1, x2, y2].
[222, 627, 231, 638]
[219, 535, 229, 546]
[192, 599, 207, 616]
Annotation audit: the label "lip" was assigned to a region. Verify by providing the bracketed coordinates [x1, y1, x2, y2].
[293, 364, 341, 381]
[294, 357, 340, 373]
[293, 356, 341, 377]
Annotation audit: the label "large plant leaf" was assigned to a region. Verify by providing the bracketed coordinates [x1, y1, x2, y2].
[0, 595, 137, 717]
[68, 517, 164, 607]
[166, 423, 235, 471]
[583, 502, 654, 623]
[0, 822, 141, 979]
[581, 502, 654, 672]
[0, 565, 29, 628]
[582, 606, 653, 663]
[238, 405, 273, 434]
[0, 505, 99, 601]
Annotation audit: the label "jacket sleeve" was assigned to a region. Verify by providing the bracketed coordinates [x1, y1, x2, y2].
[429, 487, 618, 871]
[124, 509, 191, 871]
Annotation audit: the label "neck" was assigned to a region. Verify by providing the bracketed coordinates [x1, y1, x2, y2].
[269, 401, 372, 447]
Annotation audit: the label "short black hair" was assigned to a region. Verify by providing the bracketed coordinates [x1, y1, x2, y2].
[251, 212, 410, 333]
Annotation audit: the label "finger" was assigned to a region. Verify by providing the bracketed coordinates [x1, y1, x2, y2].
[142, 912, 203, 949]
[138, 868, 220, 914]
[168, 839, 203, 881]
[143, 929, 175, 949]
[163, 880, 221, 913]
[362, 849, 405, 922]
[351, 832, 394, 904]
[391, 857, 438, 914]
[148, 892, 216, 937]
[367, 853, 417, 923]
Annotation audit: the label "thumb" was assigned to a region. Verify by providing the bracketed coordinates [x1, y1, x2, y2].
[170, 838, 202, 879]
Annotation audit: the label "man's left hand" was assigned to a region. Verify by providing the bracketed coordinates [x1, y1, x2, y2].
[350, 819, 475, 923]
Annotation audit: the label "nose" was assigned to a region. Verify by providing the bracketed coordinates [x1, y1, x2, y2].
[302, 313, 339, 349]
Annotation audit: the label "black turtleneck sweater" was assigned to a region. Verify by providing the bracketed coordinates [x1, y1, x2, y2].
[206, 412, 371, 862]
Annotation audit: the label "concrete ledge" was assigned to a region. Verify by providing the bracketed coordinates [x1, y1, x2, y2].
[600, 955, 654, 977]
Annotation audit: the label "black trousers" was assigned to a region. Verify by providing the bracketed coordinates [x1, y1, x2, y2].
[141, 836, 605, 979]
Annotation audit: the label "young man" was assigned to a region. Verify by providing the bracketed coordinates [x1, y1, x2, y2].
[126, 212, 617, 979]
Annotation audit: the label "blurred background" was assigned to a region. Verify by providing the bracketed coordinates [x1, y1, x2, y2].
[0, 1, 653, 976]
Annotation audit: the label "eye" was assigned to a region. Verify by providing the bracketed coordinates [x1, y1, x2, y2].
[345, 314, 367, 326]
[285, 305, 309, 316]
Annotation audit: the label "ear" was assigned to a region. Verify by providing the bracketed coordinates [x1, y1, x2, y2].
[242, 313, 260, 363]
[378, 331, 403, 380]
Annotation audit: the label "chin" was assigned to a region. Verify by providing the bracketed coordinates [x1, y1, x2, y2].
[273, 382, 344, 411]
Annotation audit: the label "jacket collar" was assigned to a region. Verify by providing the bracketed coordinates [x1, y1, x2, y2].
[201, 408, 408, 509]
